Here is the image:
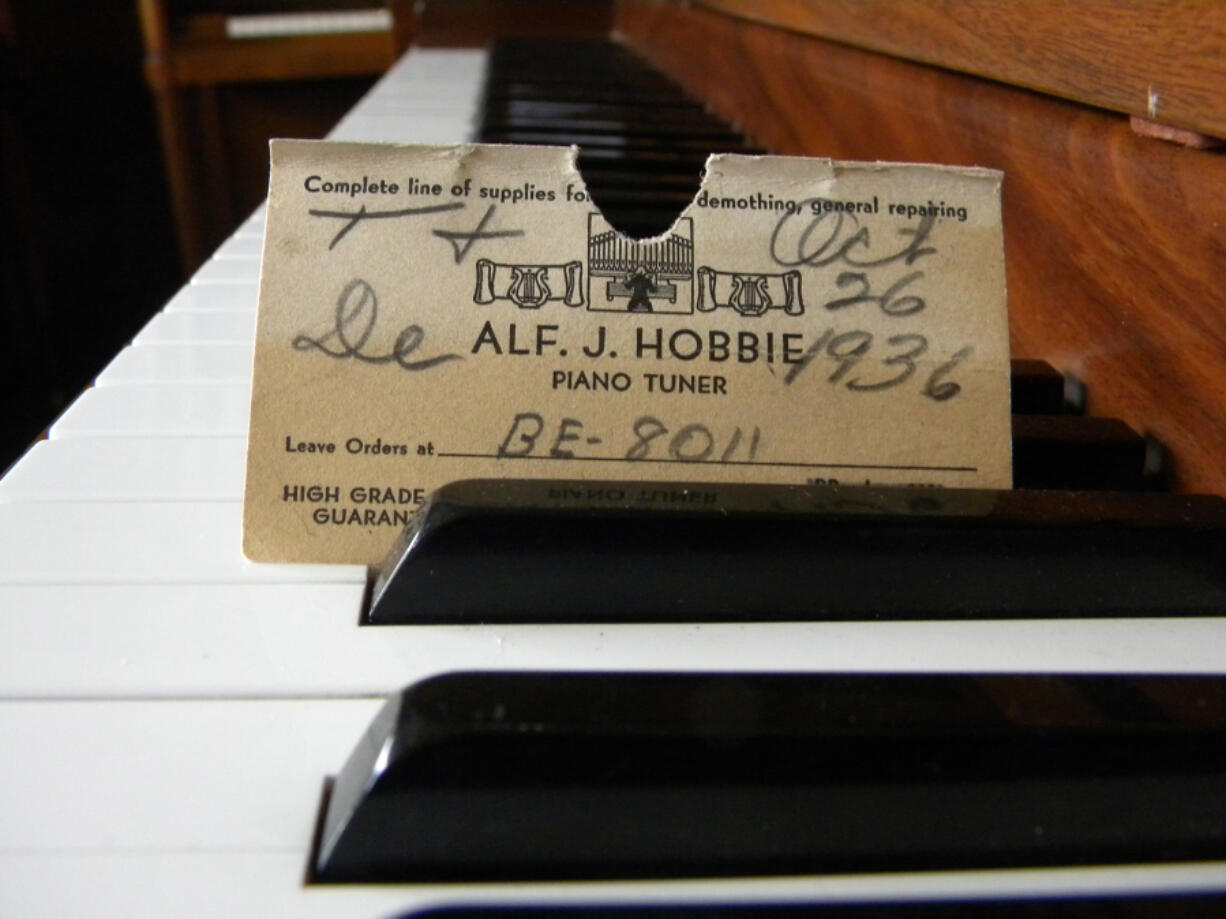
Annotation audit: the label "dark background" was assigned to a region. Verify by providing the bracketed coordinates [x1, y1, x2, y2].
[2, 2, 177, 471]
[0, 0, 616, 475]
[0, 0, 373, 473]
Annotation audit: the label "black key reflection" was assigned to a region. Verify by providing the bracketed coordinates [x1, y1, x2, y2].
[313, 671, 1226, 883]
[366, 479, 1226, 625]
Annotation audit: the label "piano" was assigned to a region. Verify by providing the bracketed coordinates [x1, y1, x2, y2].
[3, 3, 1226, 915]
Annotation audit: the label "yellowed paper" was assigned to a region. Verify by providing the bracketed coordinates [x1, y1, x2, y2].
[244, 141, 1011, 564]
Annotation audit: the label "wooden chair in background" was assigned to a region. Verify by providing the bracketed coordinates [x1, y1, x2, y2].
[137, 0, 416, 272]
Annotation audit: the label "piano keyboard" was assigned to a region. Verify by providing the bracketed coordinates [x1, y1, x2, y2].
[2, 42, 1225, 918]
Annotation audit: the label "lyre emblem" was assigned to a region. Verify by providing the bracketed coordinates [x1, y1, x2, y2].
[473, 260, 584, 309]
[696, 267, 805, 317]
[507, 267, 551, 308]
[729, 275, 772, 316]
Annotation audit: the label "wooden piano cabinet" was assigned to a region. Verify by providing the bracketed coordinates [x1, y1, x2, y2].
[616, 0, 1226, 497]
[415, 0, 614, 47]
[137, 0, 416, 272]
[691, 0, 1226, 141]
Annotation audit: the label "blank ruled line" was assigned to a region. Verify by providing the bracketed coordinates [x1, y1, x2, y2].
[435, 452, 978, 473]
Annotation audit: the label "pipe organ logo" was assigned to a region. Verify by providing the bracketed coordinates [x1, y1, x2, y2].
[472, 215, 807, 319]
[587, 214, 695, 314]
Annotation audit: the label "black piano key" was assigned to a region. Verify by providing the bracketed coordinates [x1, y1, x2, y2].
[312, 671, 1226, 883]
[365, 479, 1226, 625]
[1013, 415, 1152, 490]
[1010, 359, 1080, 415]
[479, 39, 759, 190]
[479, 38, 760, 239]
[486, 39, 681, 86]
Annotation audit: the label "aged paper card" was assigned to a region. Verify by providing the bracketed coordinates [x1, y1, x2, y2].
[245, 141, 1010, 564]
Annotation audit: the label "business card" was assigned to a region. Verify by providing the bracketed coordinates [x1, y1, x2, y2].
[244, 141, 1011, 564]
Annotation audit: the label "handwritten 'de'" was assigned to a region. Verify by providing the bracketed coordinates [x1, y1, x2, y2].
[292, 278, 462, 371]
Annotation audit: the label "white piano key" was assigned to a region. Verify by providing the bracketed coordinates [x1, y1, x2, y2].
[0, 502, 363, 584]
[3, 854, 1225, 919]
[3, 581, 1226, 699]
[0, 437, 244, 502]
[48, 383, 249, 438]
[345, 110, 476, 128]
[96, 344, 254, 385]
[0, 698, 379, 851]
[164, 283, 259, 312]
[370, 84, 482, 103]
[4, 854, 1226, 919]
[328, 113, 477, 144]
[353, 96, 481, 113]
[359, 82, 481, 99]
[327, 49, 485, 143]
[233, 204, 267, 237]
[385, 48, 487, 80]
[132, 309, 255, 343]
[192, 255, 263, 283]
[2, 698, 1225, 919]
[336, 95, 479, 115]
[0, 583, 370, 697]
[212, 234, 264, 258]
[0, 851, 486, 919]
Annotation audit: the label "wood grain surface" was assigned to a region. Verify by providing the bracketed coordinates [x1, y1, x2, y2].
[417, 0, 613, 47]
[161, 32, 402, 85]
[691, 0, 1226, 140]
[616, 0, 1226, 496]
